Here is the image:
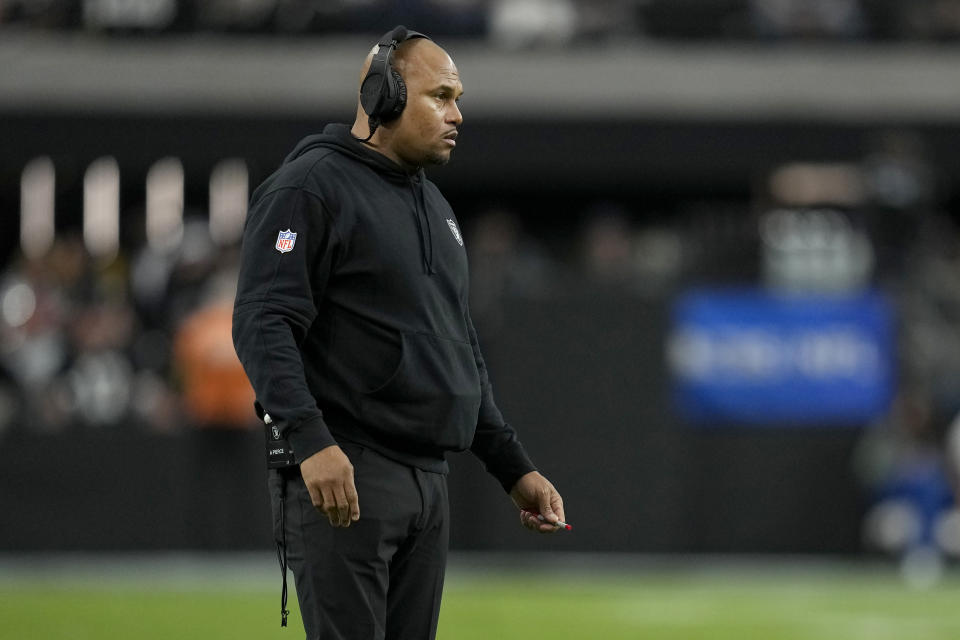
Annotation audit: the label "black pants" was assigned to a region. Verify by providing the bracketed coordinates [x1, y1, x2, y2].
[269, 443, 449, 640]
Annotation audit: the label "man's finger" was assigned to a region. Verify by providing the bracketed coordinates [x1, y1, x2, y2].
[522, 507, 569, 533]
[536, 514, 559, 533]
[345, 479, 360, 522]
[538, 496, 558, 524]
[333, 485, 350, 528]
[522, 509, 552, 532]
[306, 484, 324, 511]
[319, 485, 339, 526]
[552, 496, 565, 524]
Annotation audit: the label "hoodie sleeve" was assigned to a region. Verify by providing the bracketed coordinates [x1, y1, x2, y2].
[232, 185, 339, 463]
[466, 309, 537, 492]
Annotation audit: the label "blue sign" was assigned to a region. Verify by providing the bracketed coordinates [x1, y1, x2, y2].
[668, 288, 895, 425]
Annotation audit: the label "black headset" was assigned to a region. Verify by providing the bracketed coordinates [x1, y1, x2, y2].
[358, 25, 431, 141]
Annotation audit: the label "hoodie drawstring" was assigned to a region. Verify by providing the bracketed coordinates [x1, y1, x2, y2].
[409, 178, 435, 275]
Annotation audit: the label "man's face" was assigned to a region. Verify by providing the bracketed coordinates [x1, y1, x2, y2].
[389, 43, 464, 168]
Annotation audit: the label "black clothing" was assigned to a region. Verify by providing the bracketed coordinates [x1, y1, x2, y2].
[232, 123, 534, 491]
[269, 444, 448, 640]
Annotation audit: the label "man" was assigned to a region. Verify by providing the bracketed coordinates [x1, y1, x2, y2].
[232, 26, 566, 640]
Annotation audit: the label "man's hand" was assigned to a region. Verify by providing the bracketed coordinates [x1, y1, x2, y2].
[509, 471, 566, 534]
[299, 445, 360, 527]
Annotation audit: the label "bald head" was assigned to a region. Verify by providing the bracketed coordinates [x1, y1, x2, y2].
[392, 39, 452, 85]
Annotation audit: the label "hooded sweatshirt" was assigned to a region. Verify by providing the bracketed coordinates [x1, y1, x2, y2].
[232, 123, 535, 490]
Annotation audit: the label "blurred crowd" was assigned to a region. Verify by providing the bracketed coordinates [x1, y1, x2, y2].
[4, 128, 960, 429]
[0, 218, 257, 438]
[5, 126, 960, 424]
[2, 0, 960, 43]
[0, 191, 678, 439]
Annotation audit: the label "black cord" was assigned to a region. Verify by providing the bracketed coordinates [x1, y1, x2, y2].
[276, 480, 290, 628]
[356, 116, 380, 143]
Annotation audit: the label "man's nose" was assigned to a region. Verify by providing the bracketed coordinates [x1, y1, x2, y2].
[448, 102, 463, 126]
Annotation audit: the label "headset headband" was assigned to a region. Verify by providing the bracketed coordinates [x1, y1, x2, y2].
[379, 25, 430, 49]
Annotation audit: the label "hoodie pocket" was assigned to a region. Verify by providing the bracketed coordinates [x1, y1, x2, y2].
[358, 332, 481, 450]
[326, 312, 403, 394]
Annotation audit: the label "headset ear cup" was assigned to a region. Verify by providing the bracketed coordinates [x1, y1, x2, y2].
[377, 69, 407, 122]
[360, 71, 383, 117]
[388, 69, 407, 120]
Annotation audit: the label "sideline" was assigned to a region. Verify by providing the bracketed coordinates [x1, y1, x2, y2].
[0, 551, 931, 590]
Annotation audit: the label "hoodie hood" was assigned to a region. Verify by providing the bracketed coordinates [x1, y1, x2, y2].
[286, 123, 436, 274]
[285, 123, 422, 184]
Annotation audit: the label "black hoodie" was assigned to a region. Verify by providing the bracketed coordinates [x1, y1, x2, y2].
[232, 123, 535, 490]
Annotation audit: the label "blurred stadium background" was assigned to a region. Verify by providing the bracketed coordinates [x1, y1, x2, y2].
[4, 1, 960, 638]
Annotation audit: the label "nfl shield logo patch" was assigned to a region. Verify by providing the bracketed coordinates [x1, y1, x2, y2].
[446, 219, 463, 246]
[275, 229, 297, 253]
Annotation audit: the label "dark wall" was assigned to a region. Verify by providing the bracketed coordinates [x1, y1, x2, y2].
[0, 428, 272, 550]
[448, 290, 866, 554]
[0, 290, 866, 553]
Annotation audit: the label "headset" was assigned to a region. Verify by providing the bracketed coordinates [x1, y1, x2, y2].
[358, 25, 432, 142]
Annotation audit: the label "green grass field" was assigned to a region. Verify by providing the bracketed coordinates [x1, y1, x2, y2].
[2, 555, 959, 640]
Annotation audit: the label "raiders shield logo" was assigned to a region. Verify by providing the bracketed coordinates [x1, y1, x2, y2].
[446, 219, 463, 247]
[275, 229, 297, 253]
